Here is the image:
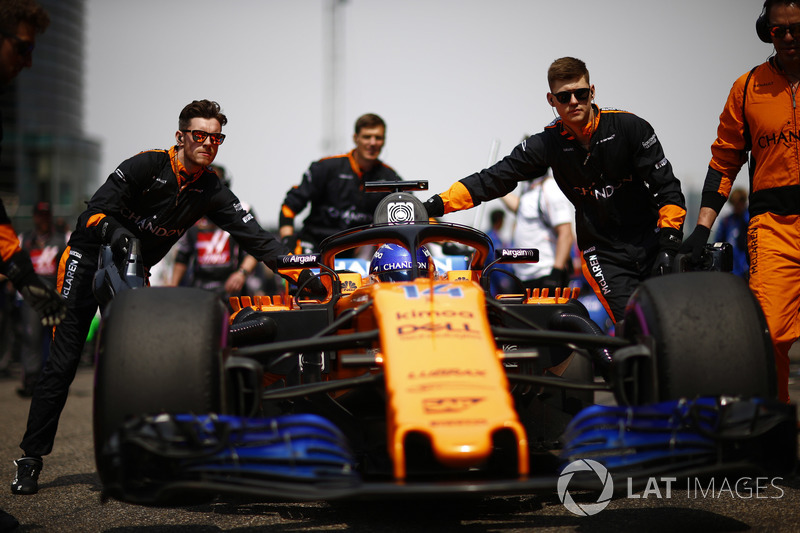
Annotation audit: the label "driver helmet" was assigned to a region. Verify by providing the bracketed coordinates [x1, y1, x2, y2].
[369, 244, 434, 282]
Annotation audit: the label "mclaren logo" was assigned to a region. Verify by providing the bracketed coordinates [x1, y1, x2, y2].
[423, 397, 484, 414]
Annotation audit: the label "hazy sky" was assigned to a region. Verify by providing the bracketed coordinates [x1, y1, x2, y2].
[85, 0, 768, 231]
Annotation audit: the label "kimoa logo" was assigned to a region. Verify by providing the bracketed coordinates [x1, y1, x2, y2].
[557, 459, 614, 516]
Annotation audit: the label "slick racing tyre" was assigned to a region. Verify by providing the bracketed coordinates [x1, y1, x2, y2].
[93, 287, 227, 476]
[623, 272, 775, 404]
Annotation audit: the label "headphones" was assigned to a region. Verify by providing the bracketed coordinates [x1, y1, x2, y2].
[756, 0, 772, 43]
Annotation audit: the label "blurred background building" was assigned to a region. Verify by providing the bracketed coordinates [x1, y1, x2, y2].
[0, 0, 100, 234]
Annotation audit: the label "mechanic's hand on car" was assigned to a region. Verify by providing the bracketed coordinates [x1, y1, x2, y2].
[423, 195, 444, 219]
[110, 227, 136, 258]
[4, 251, 66, 326]
[651, 227, 682, 276]
[678, 225, 710, 265]
[297, 268, 327, 300]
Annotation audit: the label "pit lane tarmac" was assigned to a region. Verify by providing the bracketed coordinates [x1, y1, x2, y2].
[0, 363, 799, 532]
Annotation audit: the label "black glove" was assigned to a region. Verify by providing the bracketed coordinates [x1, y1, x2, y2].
[423, 195, 444, 219]
[109, 227, 135, 258]
[678, 225, 710, 265]
[281, 235, 296, 255]
[4, 251, 66, 326]
[296, 268, 327, 300]
[651, 227, 682, 276]
[101, 218, 135, 258]
[541, 267, 569, 290]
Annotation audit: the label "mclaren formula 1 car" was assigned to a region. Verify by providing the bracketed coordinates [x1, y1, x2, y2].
[92, 182, 796, 505]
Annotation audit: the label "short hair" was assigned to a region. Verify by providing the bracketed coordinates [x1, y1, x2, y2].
[729, 188, 748, 204]
[354, 113, 386, 134]
[766, 0, 797, 22]
[490, 209, 505, 226]
[547, 57, 590, 90]
[178, 100, 228, 131]
[0, 0, 49, 35]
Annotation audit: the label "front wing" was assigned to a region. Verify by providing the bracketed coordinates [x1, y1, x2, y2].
[99, 398, 796, 505]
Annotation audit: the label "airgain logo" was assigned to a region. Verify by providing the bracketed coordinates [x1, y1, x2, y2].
[557, 459, 614, 516]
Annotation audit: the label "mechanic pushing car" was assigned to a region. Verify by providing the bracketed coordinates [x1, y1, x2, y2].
[423, 57, 686, 324]
[279, 113, 402, 254]
[680, 0, 800, 404]
[10, 99, 292, 495]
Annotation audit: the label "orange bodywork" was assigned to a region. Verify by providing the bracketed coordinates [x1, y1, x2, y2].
[370, 279, 528, 478]
[228, 273, 583, 480]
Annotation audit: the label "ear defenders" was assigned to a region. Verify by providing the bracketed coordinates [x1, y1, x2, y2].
[756, 0, 772, 43]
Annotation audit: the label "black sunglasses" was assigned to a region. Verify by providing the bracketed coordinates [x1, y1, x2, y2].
[180, 129, 225, 145]
[769, 23, 800, 39]
[1, 30, 34, 57]
[552, 88, 591, 105]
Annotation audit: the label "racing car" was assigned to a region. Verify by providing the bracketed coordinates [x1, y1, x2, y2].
[92, 182, 796, 505]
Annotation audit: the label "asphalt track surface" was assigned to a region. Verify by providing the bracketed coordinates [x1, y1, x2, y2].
[1, 363, 800, 532]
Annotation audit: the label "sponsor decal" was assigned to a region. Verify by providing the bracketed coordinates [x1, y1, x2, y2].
[233, 202, 243, 212]
[642, 133, 657, 149]
[748, 225, 758, 276]
[387, 202, 415, 223]
[407, 368, 486, 379]
[62, 256, 79, 298]
[338, 173, 353, 179]
[430, 419, 487, 426]
[325, 206, 372, 225]
[242, 213, 254, 224]
[597, 134, 616, 144]
[571, 177, 634, 199]
[119, 206, 186, 239]
[196, 230, 231, 266]
[587, 254, 611, 295]
[757, 129, 800, 148]
[422, 397, 484, 414]
[342, 280, 358, 293]
[114, 168, 126, 181]
[278, 254, 320, 267]
[655, 157, 668, 170]
[395, 309, 473, 320]
[30, 246, 60, 276]
[402, 284, 464, 299]
[500, 248, 537, 260]
[396, 322, 479, 338]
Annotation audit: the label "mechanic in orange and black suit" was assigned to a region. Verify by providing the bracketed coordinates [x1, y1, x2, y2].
[681, 0, 800, 404]
[279, 113, 401, 255]
[11, 100, 291, 496]
[0, 2, 64, 526]
[423, 57, 686, 324]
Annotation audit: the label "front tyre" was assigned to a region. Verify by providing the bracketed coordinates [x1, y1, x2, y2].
[622, 272, 775, 404]
[93, 287, 227, 476]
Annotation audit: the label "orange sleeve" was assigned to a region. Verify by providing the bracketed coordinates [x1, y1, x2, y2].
[440, 181, 475, 214]
[657, 204, 686, 231]
[0, 224, 21, 262]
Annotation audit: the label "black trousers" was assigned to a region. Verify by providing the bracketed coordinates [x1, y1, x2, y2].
[580, 239, 659, 324]
[20, 246, 99, 457]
